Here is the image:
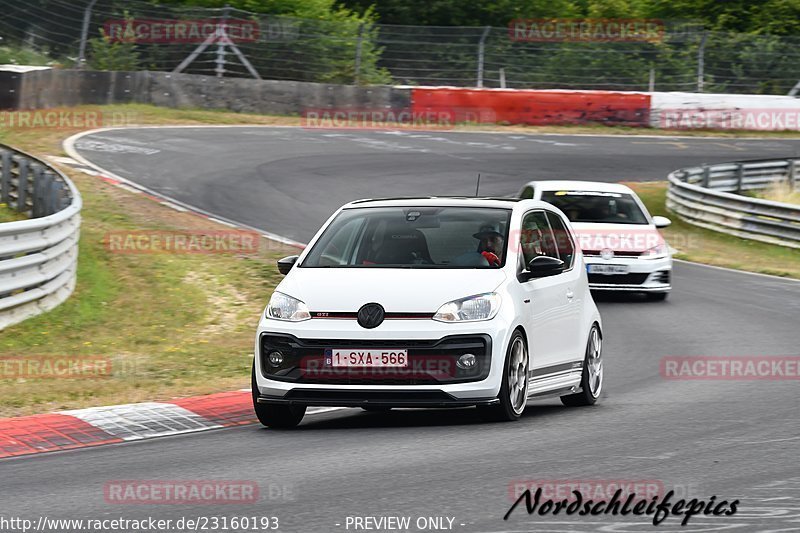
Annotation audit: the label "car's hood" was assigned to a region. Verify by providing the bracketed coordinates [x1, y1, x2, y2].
[570, 222, 664, 252]
[277, 268, 507, 313]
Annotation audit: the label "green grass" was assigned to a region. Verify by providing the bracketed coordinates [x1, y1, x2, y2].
[628, 181, 800, 279]
[746, 182, 800, 206]
[0, 203, 26, 222]
[0, 111, 296, 416]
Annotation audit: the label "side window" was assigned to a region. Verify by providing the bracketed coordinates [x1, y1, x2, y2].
[520, 186, 534, 200]
[546, 211, 575, 269]
[519, 211, 558, 265]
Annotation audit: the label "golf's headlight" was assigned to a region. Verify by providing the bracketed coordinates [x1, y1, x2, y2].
[642, 243, 669, 259]
[433, 293, 501, 323]
[266, 292, 311, 322]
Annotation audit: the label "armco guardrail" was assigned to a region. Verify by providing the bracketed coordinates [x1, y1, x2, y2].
[666, 158, 800, 249]
[0, 145, 81, 330]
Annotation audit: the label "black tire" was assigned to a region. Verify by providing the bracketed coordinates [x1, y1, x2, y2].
[361, 406, 391, 412]
[646, 292, 668, 301]
[561, 325, 603, 407]
[251, 363, 306, 428]
[480, 330, 528, 422]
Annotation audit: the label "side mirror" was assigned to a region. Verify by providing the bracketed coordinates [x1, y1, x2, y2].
[652, 215, 671, 228]
[521, 255, 564, 281]
[277, 255, 299, 275]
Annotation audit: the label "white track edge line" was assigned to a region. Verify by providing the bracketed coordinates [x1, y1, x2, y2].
[673, 258, 800, 283]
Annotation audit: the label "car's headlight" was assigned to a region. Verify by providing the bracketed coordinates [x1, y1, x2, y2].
[433, 293, 501, 323]
[641, 243, 669, 259]
[266, 292, 311, 322]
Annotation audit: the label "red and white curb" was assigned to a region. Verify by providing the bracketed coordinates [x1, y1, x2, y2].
[0, 390, 341, 459]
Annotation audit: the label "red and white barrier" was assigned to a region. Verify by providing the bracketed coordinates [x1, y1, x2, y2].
[408, 87, 800, 131]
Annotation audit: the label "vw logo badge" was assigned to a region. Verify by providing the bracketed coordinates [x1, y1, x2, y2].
[357, 303, 385, 329]
[600, 248, 615, 260]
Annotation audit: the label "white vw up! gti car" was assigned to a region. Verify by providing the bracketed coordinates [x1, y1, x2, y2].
[519, 181, 672, 300]
[253, 197, 603, 427]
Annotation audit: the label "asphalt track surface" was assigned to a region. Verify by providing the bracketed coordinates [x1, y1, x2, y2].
[3, 128, 800, 532]
[69, 127, 800, 242]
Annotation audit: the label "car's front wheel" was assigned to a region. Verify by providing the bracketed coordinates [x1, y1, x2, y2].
[480, 330, 528, 422]
[251, 364, 306, 428]
[560, 325, 602, 407]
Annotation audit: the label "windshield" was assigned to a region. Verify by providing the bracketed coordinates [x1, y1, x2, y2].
[302, 206, 512, 268]
[541, 190, 649, 225]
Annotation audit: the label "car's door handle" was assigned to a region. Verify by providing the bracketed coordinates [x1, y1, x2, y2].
[566, 289, 574, 301]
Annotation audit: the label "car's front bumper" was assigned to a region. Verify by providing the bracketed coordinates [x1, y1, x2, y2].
[585, 255, 672, 292]
[253, 318, 512, 405]
[255, 390, 500, 408]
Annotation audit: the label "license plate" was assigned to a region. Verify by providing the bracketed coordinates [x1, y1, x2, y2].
[325, 349, 408, 368]
[588, 264, 629, 275]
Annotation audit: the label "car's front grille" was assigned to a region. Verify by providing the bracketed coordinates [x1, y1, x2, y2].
[588, 273, 650, 285]
[259, 333, 491, 385]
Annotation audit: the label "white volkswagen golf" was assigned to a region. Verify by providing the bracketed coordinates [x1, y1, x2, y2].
[519, 181, 672, 300]
[253, 197, 603, 427]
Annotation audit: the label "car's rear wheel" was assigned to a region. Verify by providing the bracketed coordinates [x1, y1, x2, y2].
[480, 331, 528, 422]
[561, 325, 602, 407]
[251, 363, 306, 428]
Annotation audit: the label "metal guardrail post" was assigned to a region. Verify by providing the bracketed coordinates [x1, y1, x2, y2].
[735, 163, 744, 193]
[32, 165, 42, 218]
[789, 159, 797, 190]
[51, 181, 65, 212]
[0, 151, 10, 204]
[42, 172, 54, 217]
[16, 158, 29, 213]
[701, 165, 710, 187]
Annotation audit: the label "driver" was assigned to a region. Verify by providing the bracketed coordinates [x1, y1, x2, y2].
[473, 223, 505, 266]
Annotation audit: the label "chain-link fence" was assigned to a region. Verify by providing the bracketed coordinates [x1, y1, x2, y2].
[1, 0, 800, 94]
